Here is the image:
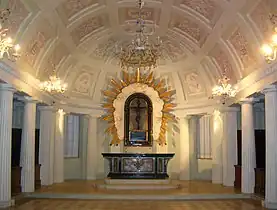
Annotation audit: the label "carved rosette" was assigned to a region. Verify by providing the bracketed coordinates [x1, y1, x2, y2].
[101, 69, 177, 146]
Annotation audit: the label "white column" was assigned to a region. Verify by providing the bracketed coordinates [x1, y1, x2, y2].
[221, 108, 238, 186]
[39, 106, 55, 186]
[0, 84, 15, 208]
[20, 97, 37, 192]
[54, 109, 65, 183]
[179, 117, 190, 180]
[189, 116, 198, 180]
[211, 110, 223, 184]
[240, 98, 257, 194]
[263, 85, 277, 209]
[86, 116, 98, 180]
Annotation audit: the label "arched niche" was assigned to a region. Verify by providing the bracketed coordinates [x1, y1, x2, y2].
[124, 93, 153, 147]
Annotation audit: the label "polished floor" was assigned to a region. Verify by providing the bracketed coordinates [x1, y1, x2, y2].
[7, 199, 266, 210]
[36, 180, 239, 195]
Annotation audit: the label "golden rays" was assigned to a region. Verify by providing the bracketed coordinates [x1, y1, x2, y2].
[101, 68, 177, 146]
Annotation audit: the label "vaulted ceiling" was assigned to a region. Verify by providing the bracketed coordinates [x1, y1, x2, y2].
[2, 0, 277, 105]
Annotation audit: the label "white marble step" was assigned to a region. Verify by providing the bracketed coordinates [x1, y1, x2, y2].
[104, 179, 171, 185]
[97, 183, 179, 190]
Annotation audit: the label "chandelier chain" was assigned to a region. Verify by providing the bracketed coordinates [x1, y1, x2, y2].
[116, 0, 162, 70]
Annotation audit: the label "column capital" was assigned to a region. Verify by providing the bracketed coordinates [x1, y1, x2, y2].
[38, 106, 55, 112]
[262, 84, 277, 94]
[239, 97, 259, 105]
[0, 83, 16, 93]
[16, 96, 38, 104]
[217, 107, 239, 113]
[87, 113, 101, 119]
[59, 109, 66, 115]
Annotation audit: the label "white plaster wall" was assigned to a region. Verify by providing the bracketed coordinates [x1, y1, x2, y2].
[96, 119, 110, 179]
[189, 117, 212, 180]
[167, 123, 181, 180]
[64, 115, 88, 180]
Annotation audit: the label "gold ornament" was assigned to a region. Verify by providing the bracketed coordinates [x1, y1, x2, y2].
[101, 69, 177, 146]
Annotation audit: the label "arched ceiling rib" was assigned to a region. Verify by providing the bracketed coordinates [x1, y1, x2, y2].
[2, 0, 277, 105]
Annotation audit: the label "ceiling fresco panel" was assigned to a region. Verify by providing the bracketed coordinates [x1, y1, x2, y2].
[70, 14, 108, 45]
[178, 0, 222, 27]
[169, 13, 209, 47]
[208, 44, 237, 81]
[118, 6, 160, 25]
[2, 0, 30, 36]
[56, 0, 100, 25]
[249, 0, 272, 40]
[228, 28, 257, 70]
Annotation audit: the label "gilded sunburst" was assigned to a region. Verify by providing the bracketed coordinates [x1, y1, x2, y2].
[101, 69, 177, 146]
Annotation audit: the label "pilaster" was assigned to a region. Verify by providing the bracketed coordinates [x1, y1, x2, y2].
[39, 106, 56, 186]
[262, 85, 277, 209]
[54, 109, 65, 183]
[20, 97, 37, 192]
[179, 116, 190, 180]
[240, 98, 258, 194]
[0, 84, 15, 208]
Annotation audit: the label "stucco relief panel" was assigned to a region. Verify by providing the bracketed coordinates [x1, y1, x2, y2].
[2, 0, 30, 36]
[118, 7, 160, 25]
[90, 37, 118, 62]
[169, 13, 209, 46]
[57, 0, 99, 19]
[71, 14, 108, 45]
[159, 36, 187, 63]
[209, 44, 236, 80]
[228, 28, 257, 70]
[183, 72, 204, 95]
[179, 0, 220, 25]
[249, 0, 272, 40]
[73, 71, 95, 96]
[24, 31, 51, 67]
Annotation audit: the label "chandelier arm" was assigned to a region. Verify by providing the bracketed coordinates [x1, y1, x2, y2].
[267, 47, 277, 62]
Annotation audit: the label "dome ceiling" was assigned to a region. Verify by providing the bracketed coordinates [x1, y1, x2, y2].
[2, 0, 277, 105]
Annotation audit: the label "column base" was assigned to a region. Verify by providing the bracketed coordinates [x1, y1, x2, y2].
[87, 176, 97, 180]
[262, 200, 277, 209]
[212, 180, 223, 184]
[0, 199, 15, 208]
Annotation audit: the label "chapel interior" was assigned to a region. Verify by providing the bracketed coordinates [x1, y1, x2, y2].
[0, 0, 277, 209]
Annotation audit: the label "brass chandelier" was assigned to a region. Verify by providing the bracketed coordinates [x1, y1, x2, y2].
[39, 63, 68, 94]
[0, 9, 20, 61]
[116, 0, 162, 70]
[211, 69, 237, 104]
[261, 13, 277, 63]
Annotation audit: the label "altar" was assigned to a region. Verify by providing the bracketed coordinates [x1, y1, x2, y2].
[102, 153, 174, 179]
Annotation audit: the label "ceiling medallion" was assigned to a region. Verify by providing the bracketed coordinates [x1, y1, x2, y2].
[211, 73, 237, 105]
[101, 68, 177, 146]
[115, 0, 162, 70]
[0, 9, 20, 61]
[261, 13, 277, 63]
[39, 64, 68, 94]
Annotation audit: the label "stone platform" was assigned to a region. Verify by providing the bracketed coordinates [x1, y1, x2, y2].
[97, 179, 179, 190]
[26, 180, 251, 201]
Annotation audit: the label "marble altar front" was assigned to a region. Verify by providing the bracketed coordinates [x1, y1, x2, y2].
[102, 153, 174, 179]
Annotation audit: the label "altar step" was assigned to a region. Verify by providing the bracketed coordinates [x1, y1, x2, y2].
[104, 179, 170, 185]
[97, 179, 179, 190]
